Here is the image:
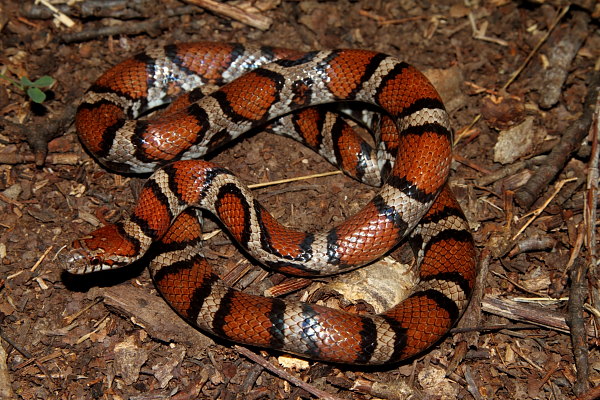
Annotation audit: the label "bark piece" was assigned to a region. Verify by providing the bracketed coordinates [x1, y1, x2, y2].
[538, 11, 590, 109]
[0, 340, 15, 400]
[113, 334, 148, 385]
[481, 296, 570, 333]
[493, 116, 545, 164]
[88, 285, 214, 355]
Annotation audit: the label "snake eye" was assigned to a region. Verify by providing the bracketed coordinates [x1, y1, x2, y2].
[90, 257, 101, 266]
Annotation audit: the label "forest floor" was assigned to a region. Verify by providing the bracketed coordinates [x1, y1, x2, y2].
[0, 0, 599, 399]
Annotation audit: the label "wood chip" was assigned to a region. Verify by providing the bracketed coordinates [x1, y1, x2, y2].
[89, 285, 214, 355]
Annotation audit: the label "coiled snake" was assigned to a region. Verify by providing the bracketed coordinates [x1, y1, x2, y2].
[66, 42, 477, 364]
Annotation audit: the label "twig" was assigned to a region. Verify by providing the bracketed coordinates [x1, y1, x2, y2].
[0, 192, 23, 209]
[453, 154, 492, 174]
[358, 9, 432, 27]
[447, 250, 490, 373]
[60, 17, 168, 43]
[25, 2, 199, 20]
[481, 296, 571, 334]
[0, 152, 80, 166]
[451, 322, 539, 334]
[468, 12, 508, 47]
[490, 271, 546, 298]
[508, 235, 556, 256]
[568, 83, 600, 396]
[476, 156, 545, 187]
[513, 341, 544, 371]
[31, 245, 52, 273]
[585, 87, 599, 335]
[34, 0, 75, 27]
[234, 346, 345, 400]
[562, 222, 586, 278]
[0, 329, 32, 359]
[239, 364, 265, 394]
[568, 259, 590, 395]
[537, 10, 589, 108]
[357, 9, 387, 23]
[455, 114, 481, 144]
[58, 5, 216, 43]
[183, 0, 272, 31]
[502, 5, 569, 91]
[248, 170, 342, 189]
[455, 5, 569, 145]
[63, 297, 103, 325]
[511, 177, 577, 240]
[0, 328, 55, 386]
[379, 15, 429, 26]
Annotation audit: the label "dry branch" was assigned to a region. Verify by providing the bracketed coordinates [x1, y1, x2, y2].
[234, 345, 346, 400]
[60, 18, 168, 43]
[537, 11, 590, 109]
[183, 0, 272, 30]
[569, 84, 600, 396]
[90, 285, 214, 353]
[481, 296, 571, 334]
[515, 70, 600, 208]
[568, 259, 590, 395]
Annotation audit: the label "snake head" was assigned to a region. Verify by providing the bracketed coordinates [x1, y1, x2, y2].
[64, 224, 134, 274]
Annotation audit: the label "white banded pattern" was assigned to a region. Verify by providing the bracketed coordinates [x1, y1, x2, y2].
[68, 43, 477, 364]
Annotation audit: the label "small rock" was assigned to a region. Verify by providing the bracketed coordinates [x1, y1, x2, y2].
[493, 116, 545, 164]
[114, 334, 149, 385]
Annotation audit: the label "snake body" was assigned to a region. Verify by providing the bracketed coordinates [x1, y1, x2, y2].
[68, 42, 477, 364]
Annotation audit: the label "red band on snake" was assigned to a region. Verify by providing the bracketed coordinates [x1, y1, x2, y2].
[67, 42, 477, 364]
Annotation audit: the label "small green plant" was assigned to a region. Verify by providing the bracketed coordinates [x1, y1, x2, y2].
[0, 73, 55, 103]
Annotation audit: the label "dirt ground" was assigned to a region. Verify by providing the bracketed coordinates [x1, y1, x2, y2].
[0, 0, 599, 399]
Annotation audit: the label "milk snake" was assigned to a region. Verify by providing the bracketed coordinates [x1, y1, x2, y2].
[67, 42, 477, 364]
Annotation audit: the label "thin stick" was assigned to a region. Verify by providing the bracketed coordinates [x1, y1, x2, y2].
[34, 0, 75, 27]
[0, 328, 55, 386]
[570, 85, 600, 396]
[248, 170, 342, 189]
[585, 87, 599, 327]
[0, 192, 23, 209]
[569, 258, 590, 395]
[31, 245, 53, 272]
[562, 223, 586, 277]
[0, 152, 80, 166]
[63, 297, 103, 325]
[183, 0, 272, 30]
[502, 6, 570, 91]
[511, 177, 577, 241]
[234, 346, 346, 400]
[0, 329, 32, 359]
[455, 5, 569, 144]
[379, 15, 429, 26]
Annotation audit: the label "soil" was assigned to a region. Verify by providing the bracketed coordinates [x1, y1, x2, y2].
[0, 0, 599, 399]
